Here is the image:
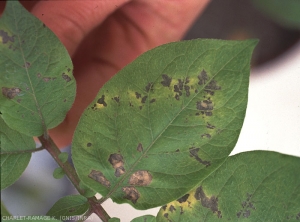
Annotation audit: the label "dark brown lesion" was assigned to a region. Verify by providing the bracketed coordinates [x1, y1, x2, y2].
[2, 87, 21, 99]
[198, 70, 209, 85]
[62, 73, 71, 82]
[196, 99, 213, 116]
[177, 194, 189, 203]
[0, 30, 14, 44]
[88, 170, 111, 188]
[135, 92, 141, 99]
[161, 74, 172, 87]
[128, 170, 152, 186]
[122, 186, 140, 204]
[136, 143, 143, 152]
[194, 186, 222, 218]
[97, 95, 107, 107]
[145, 82, 153, 92]
[189, 147, 211, 167]
[108, 153, 125, 177]
[113, 96, 120, 103]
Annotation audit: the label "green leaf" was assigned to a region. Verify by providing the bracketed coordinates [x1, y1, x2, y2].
[1, 201, 12, 216]
[109, 218, 121, 222]
[58, 152, 68, 163]
[0, 116, 34, 190]
[0, 1, 75, 136]
[157, 151, 300, 221]
[53, 167, 65, 179]
[72, 39, 258, 209]
[46, 195, 89, 219]
[79, 181, 97, 198]
[252, 0, 300, 29]
[131, 215, 156, 222]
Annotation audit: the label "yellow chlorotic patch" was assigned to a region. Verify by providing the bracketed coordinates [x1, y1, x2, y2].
[96, 103, 105, 109]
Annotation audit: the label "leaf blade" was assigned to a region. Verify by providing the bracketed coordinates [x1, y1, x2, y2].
[0, 1, 75, 136]
[46, 195, 89, 219]
[0, 116, 34, 190]
[157, 151, 300, 221]
[72, 39, 258, 209]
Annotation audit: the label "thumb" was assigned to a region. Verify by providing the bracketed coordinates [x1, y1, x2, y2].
[31, 0, 130, 56]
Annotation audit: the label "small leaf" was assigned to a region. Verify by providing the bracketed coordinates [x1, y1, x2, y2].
[131, 215, 156, 222]
[58, 152, 68, 163]
[53, 167, 65, 179]
[157, 151, 300, 221]
[0, 116, 34, 190]
[79, 181, 97, 198]
[252, 0, 300, 29]
[109, 218, 121, 222]
[1, 201, 12, 216]
[72, 39, 258, 209]
[0, 1, 75, 136]
[46, 195, 89, 219]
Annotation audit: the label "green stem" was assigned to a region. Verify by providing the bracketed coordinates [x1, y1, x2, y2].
[0, 146, 45, 155]
[38, 135, 111, 222]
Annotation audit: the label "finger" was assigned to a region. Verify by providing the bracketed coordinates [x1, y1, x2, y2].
[120, 0, 211, 45]
[30, 0, 131, 56]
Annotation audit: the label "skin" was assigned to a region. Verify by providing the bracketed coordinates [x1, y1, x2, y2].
[1, 0, 210, 148]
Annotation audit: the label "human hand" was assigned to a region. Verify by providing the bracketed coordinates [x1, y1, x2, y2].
[1, 0, 210, 148]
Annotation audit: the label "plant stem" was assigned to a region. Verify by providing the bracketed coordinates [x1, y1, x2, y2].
[88, 197, 111, 222]
[0, 146, 45, 155]
[38, 135, 111, 222]
[38, 135, 84, 195]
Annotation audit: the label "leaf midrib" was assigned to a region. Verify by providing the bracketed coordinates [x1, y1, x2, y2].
[12, 2, 47, 136]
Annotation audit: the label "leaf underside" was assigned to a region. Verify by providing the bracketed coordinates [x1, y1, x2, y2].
[0, 1, 75, 136]
[72, 39, 258, 209]
[157, 151, 300, 221]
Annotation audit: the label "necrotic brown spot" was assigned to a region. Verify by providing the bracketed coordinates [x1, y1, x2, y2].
[135, 92, 141, 99]
[129, 170, 152, 186]
[197, 100, 213, 111]
[87, 142, 92, 147]
[194, 186, 221, 218]
[198, 70, 209, 85]
[201, 133, 211, 139]
[62, 73, 71, 82]
[177, 194, 189, 203]
[2, 87, 21, 99]
[150, 98, 156, 103]
[43, 77, 51, 82]
[122, 186, 140, 204]
[113, 96, 120, 102]
[136, 143, 143, 152]
[141, 96, 148, 103]
[184, 85, 190, 96]
[169, 205, 176, 212]
[0, 30, 14, 44]
[189, 147, 211, 167]
[207, 123, 215, 129]
[97, 95, 107, 107]
[161, 74, 172, 87]
[109, 153, 125, 177]
[88, 170, 111, 187]
[145, 82, 153, 92]
[23, 62, 31, 68]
